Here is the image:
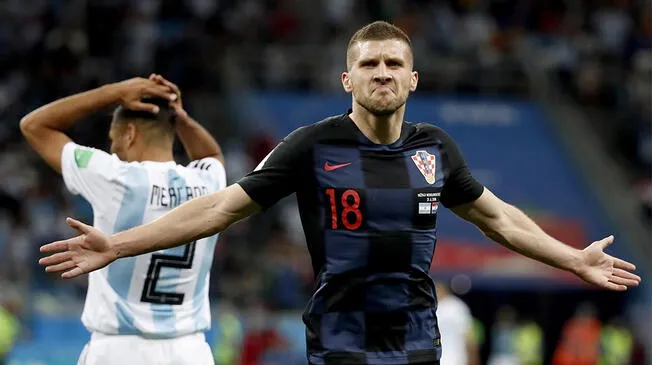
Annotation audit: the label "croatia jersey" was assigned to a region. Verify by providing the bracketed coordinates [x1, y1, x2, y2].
[60, 142, 226, 338]
[238, 112, 484, 365]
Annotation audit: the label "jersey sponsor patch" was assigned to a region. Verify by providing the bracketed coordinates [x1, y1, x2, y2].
[431, 202, 439, 212]
[411, 150, 436, 184]
[416, 191, 440, 215]
[74, 147, 94, 168]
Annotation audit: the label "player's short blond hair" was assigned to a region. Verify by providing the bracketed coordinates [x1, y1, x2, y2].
[346, 21, 413, 70]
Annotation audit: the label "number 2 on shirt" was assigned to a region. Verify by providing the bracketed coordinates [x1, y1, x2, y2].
[140, 241, 196, 305]
[325, 188, 363, 230]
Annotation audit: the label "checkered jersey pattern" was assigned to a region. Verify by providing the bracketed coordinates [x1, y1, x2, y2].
[237, 114, 484, 365]
[303, 140, 446, 364]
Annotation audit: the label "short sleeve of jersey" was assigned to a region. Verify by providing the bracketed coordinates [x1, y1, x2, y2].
[237, 126, 312, 210]
[186, 157, 227, 191]
[438, 130, 485, 208]
[61, 142, 124, 207]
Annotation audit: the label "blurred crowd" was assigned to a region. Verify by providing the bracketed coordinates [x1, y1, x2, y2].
[0, 0, 650, 364]
[208, 286, 647, 365]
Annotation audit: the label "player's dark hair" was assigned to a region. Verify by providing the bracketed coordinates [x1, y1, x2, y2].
[346, 21, 413, 69]
[113, 97, 176, 138]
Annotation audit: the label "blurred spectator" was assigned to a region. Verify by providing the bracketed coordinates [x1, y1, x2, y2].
[488, 306, 519, 365]
[239, 304, 288, 365]
[0, 285, 21, 365]
[592, 0, 633, 54]
[552, 302, 602, 365]
[213, 301, 244, 365]
[599, 317, 634, 365]
[435, 281, 480, 365]
[513, 317, 544, 365]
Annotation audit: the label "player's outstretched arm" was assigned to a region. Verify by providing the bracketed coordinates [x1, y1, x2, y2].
[39, 183, 259, 279]
[149, 74, 224, 164]
[20, 78, 176, 173]
[451, 188, 641, 291]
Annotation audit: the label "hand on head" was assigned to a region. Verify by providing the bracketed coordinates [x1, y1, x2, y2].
[149, 74, 187, 119]
[115, 77, 177, 114]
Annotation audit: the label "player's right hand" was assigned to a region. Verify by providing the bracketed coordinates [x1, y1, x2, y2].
[39, 218, 116, 279]
[113, 77, 178, 114]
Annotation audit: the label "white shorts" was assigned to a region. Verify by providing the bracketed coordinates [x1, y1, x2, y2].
[77, 332, 214, 365]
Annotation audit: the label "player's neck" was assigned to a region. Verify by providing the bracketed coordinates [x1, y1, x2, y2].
[349, 104, 404, 145]
[128, 145, 174, 163]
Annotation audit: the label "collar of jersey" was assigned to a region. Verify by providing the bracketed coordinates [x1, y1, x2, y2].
[343, 110, 410, 149]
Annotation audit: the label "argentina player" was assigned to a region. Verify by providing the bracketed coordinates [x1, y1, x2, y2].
[21, 75, 226, 365]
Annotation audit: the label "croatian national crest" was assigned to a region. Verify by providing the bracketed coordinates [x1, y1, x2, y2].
[411, 150, 437, 184]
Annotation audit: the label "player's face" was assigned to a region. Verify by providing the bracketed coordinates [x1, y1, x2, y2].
[343, 39, 418, 116]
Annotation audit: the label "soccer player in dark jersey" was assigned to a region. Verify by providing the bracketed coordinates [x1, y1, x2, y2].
[39, 21, 641, 365]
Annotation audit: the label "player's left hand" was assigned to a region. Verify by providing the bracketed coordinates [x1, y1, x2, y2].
[39, 218, 117, 279]
[574, 235, 641, 291]
[149, 73, 188, 120]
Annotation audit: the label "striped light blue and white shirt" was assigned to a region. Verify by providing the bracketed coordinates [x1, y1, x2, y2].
[61, 142, 226, 338]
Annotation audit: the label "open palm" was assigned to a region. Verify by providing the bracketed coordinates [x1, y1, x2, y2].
[39, 218, 116, 279]
[575, 235, 641, 291]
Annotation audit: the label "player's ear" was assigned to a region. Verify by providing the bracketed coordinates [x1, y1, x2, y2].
[410, 71, 418, 92]
[125, 123, 138, 147]
[342, 72, 353, 93]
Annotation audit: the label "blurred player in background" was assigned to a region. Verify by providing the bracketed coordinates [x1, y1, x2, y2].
[39, 21, 641, 365]
[435, 282, 480, 365]
[20, 74, 226, 365]
[0, 290, 20, 365]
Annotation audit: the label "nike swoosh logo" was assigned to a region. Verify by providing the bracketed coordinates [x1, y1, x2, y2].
[324, 161, 352, 171]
